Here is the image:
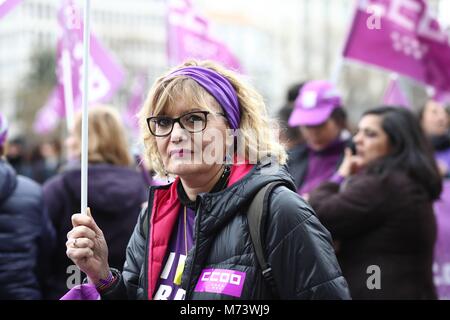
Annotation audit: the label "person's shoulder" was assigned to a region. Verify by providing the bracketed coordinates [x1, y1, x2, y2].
[16, 175, 42, 197]
[7, 175, 44, 212]
[42, 171, 67, 192]
[267, 185, 315, 227]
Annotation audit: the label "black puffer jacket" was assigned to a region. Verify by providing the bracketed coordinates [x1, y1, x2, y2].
[0, 160, 55, 299]
[101, 162, 350, 300]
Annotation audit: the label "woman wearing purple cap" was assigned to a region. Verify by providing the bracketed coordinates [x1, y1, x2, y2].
[64, 60, 350, 300]
[286, 80, 350, 196]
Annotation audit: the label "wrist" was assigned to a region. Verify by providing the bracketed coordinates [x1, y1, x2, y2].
[88, 266, 111, 286]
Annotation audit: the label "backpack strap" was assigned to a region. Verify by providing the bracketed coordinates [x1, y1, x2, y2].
[247, 181, 285, 298]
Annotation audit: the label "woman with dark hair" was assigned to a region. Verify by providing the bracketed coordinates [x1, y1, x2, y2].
[309, 106, 442, 299]
[419, 99, 450, 178]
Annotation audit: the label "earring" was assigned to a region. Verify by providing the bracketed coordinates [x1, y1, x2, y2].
[163, 168, 170, 184]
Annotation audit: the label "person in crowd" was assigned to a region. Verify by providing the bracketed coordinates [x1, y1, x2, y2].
[43, 105, 148, 299]
[6, 136, 33, 178]
[277, 82, 305, 150]
[0, 113, 55, 299]
[308, 106, 442, 299]
[286, 80, 350, 195]
[30, 140, 63, 184]
[419, 99, 450, 178]
[64, 60, 350, 300]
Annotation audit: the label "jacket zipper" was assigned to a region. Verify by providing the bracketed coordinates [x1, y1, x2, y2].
[143, 189, 154, 300]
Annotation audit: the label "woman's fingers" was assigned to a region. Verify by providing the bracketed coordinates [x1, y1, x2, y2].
[66, 237, 94, 249]
[67, 225, 96, 240]
[71, 209, 102, 235]
[66, 247, 93, 260]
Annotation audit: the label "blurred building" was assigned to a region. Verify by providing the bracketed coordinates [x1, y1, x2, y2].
[0, 0, 449, 136]
[0, 0, 167, 137]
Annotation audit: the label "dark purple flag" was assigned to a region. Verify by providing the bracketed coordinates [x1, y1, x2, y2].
[344, 0, 450, 95]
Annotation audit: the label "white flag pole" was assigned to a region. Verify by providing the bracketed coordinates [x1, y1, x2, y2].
[81, 0, 91, 215]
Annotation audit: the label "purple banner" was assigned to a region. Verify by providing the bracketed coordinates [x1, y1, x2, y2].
[343, 0, 450, 95]
[167, 0, 241, 71]
[194, 268, 246, 298]
[433, 180, 450, 300]
[0, 0, 22, 20]
[34, 0, 125, 133]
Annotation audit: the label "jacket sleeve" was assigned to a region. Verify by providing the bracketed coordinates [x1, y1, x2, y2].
[100, 207, 147, 300]
[265, 186, 351, 300]
[308, 175, 389, 239]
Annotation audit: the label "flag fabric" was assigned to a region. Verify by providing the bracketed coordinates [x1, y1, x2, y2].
[167, 0, 241, 71]
[123, 74, 147, 137]
[34, 0, 125, 134]
[0, 0, 22, 20]
[343, 0, 450, 95]
[382, 76, 410, 108]
[433, 180, 450, 300]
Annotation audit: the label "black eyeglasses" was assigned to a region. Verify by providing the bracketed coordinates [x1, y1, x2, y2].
[146, 111, 225, 137]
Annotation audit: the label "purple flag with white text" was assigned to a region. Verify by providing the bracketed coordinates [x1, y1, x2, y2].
[34, 0, 125, 134]
[167, 0, 241, 71]
[0, 0, 22, 20]
[343, 0, 450, 95]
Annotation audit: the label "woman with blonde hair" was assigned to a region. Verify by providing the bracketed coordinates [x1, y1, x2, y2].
[65, 61, 350, 300]
[43, 105, 148, 299]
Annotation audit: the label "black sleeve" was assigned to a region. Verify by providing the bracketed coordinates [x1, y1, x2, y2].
[308, 175, 389, 239]
[101, 207, 147, 300]
[265, 187, 351, 300]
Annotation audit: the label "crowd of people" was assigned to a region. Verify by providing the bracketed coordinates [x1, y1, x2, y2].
[1, 60, 450, 300]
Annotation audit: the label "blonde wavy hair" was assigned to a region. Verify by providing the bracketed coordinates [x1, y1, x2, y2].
[72, 104, 133, 166]
[138, 60, 287, 176]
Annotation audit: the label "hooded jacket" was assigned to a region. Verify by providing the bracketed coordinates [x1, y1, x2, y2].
[0, 160, 55, 299]
[100, 161, 350, 300]
[43, 163, 148, 299]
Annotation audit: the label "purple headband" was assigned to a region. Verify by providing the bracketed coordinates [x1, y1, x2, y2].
[166, 66, 240, 130]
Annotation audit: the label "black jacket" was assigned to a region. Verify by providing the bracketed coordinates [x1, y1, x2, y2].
[43, 163, 148, 299]
[309, 172, 438, 299]
[101, 162, 350, 300]
[0, 160, 55, 299]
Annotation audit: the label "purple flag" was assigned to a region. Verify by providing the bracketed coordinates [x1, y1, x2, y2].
[60, 283, 100, 300]
[33, 87, 65, 134]
[124, 74, 147, 137]
[34, 0, 125, 133]
[382, 76, 410, 108]
[0, 0, 22, 20]
[343, 0, 450, 95]
[433, 180, 450, 300]
[167, 0, 242, 71]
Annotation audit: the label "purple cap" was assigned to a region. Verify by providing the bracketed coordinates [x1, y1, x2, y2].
[0, 113, 8, 147]
[288, 80, 342, 127]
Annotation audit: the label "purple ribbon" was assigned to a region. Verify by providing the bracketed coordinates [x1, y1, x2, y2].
[166, 66, 240, 130]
